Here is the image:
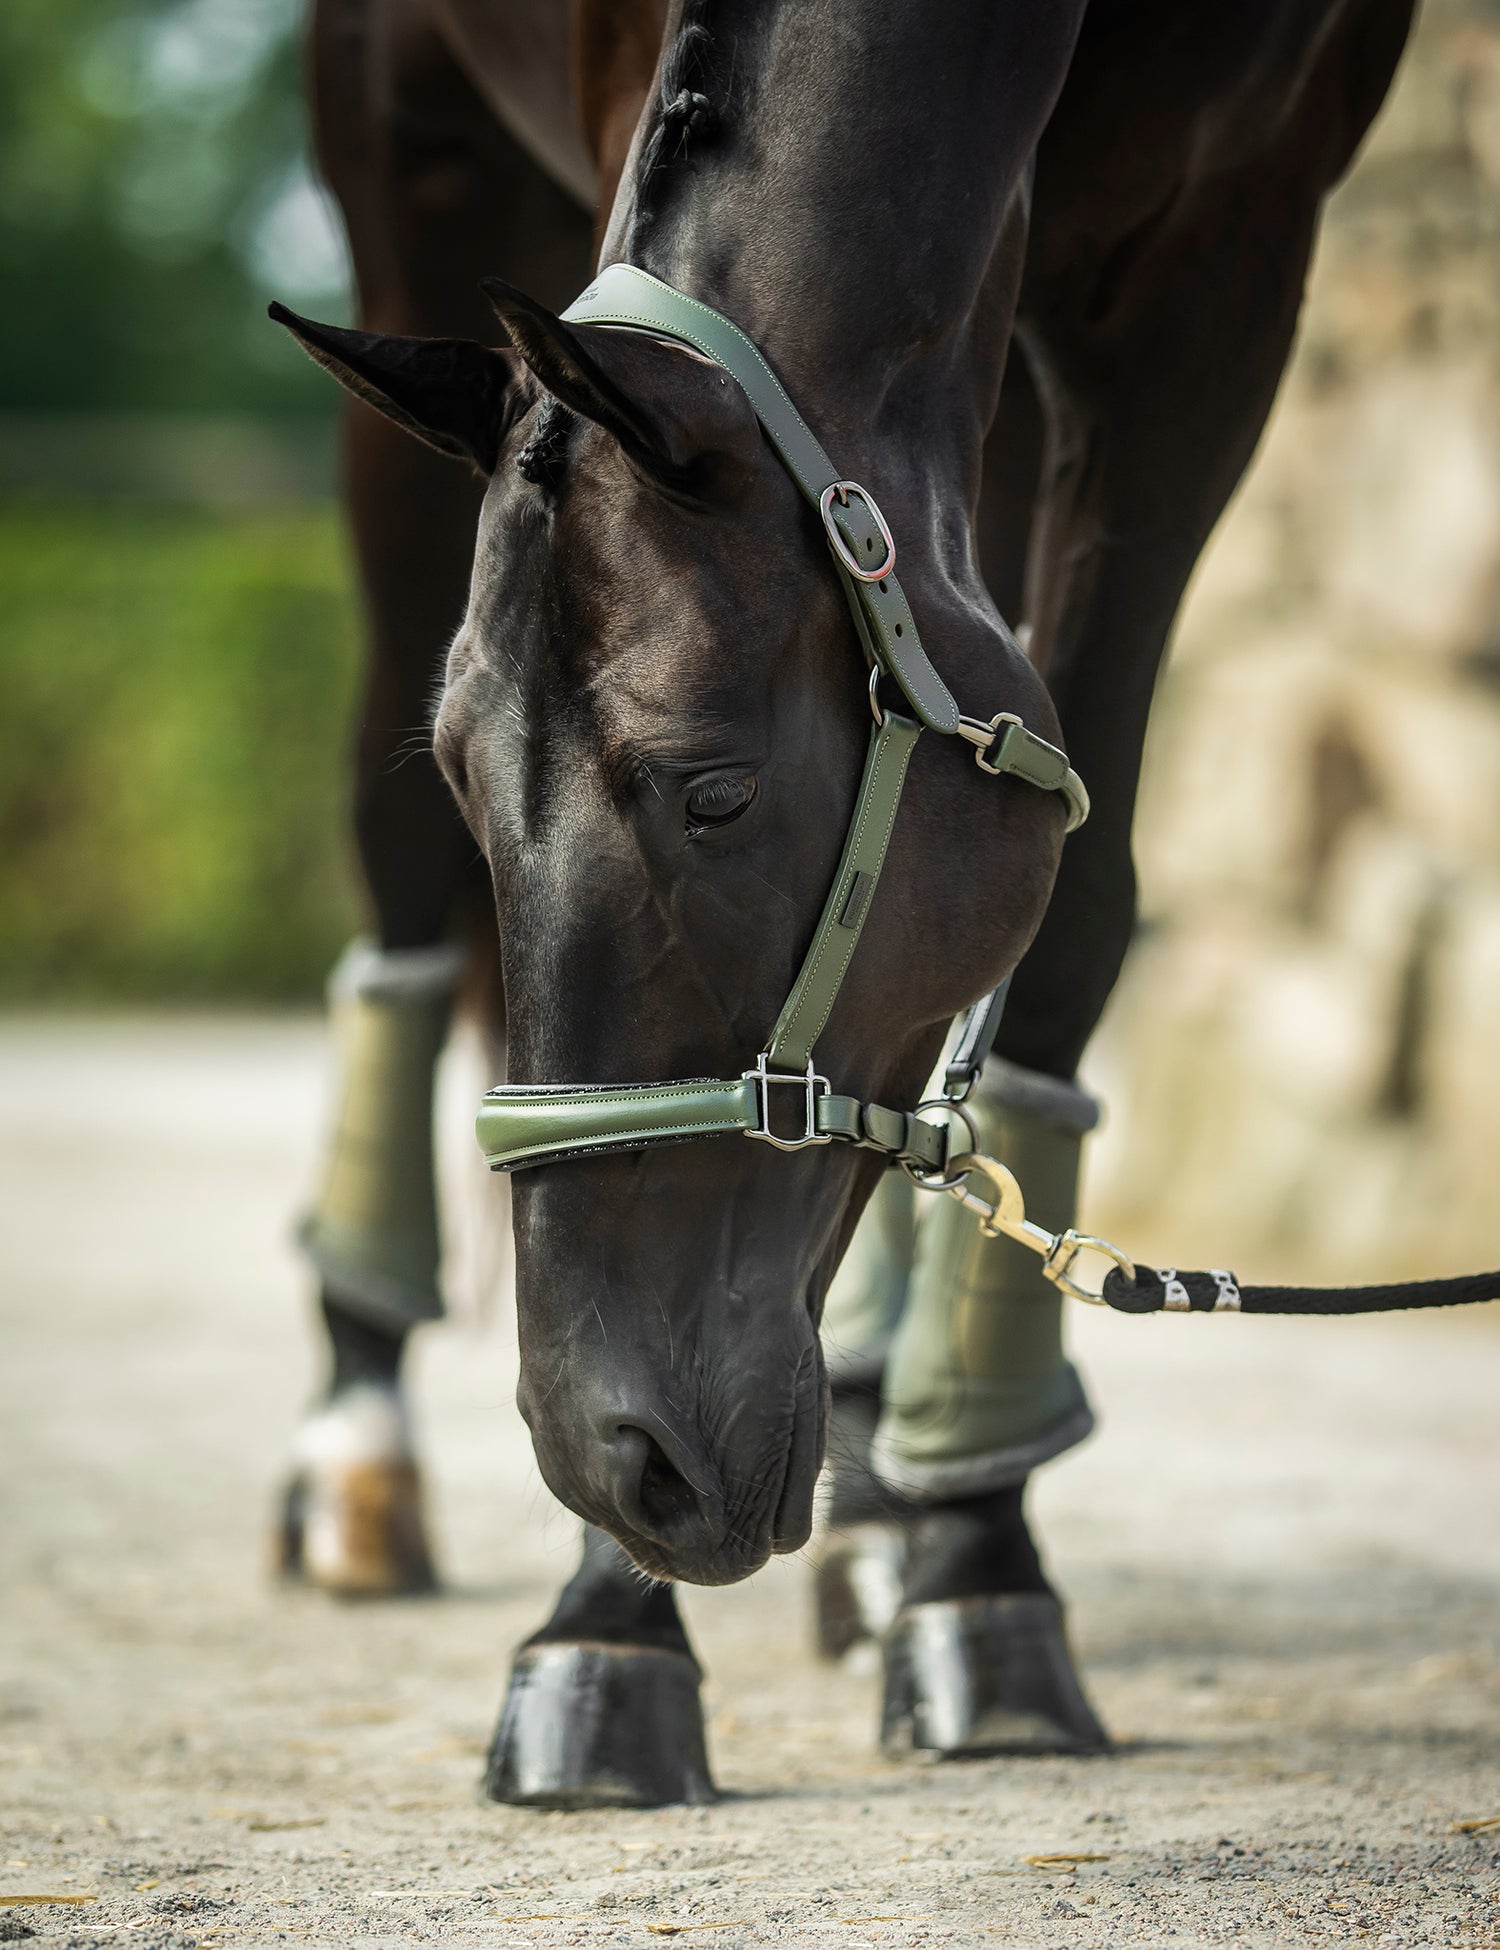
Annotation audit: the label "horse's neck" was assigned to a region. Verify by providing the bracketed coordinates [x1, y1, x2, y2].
[600, 0, 1080, 465]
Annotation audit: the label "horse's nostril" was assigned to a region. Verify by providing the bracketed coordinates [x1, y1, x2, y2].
[631, 1431, 703, 1538]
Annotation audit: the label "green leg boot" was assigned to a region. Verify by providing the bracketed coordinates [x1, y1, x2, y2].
[813, 1172, 922, 1658]
[821, 1167, 917, 1395]
[872, 1059, 1098, 1497]
[277, 936, 464, 1596]
[298, 936, 465, 1332]
[874, 1058, 1108, 1756]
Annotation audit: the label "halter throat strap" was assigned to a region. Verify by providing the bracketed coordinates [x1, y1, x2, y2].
[477, 264, 1087, 1177]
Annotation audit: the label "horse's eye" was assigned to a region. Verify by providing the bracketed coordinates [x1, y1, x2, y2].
[685, 774, 757, 834]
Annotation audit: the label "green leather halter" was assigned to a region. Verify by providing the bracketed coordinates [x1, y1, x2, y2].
[476, 264, 1088, 1179]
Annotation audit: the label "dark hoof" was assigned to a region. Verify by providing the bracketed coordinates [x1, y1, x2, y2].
[484, 1643, 717, 1809]
[813, 1522, 907, 1660]
[881, 1593, 1108, 1757]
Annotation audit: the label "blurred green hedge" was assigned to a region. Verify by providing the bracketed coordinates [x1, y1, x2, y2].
[0, 502, 364, 1000]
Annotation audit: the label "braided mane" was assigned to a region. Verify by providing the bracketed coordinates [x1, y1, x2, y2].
[628, 1, 721, 248]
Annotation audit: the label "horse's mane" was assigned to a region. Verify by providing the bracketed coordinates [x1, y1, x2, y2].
[627, 0, 722, 249]
[514, 7, 722, 490]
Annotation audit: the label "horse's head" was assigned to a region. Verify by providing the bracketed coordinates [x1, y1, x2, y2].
[274, 281, 1065, 1584]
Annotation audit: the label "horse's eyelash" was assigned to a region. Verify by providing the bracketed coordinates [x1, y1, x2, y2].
[689, 776, 747, 807]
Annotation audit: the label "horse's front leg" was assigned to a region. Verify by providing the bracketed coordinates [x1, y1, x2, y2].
[276, 0, 593, 1596]
[485, 1525, 716, 1807]
[819, 1061, 1108, 1757]
[276, 936, 464, 1597]
[808, 349, 1103, 1754]
[865, 0, 1415, 1754]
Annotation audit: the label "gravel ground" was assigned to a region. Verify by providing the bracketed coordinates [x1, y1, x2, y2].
[2, 1014, 1498, 1950]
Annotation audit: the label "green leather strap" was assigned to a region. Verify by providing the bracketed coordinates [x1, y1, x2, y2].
[564, 265, 1087, 826]
[476, 266, 1092, 1182]
[478, 708, 927, 1172]
[477, 1078, 758, 1172]
[477, 1078, 954, 1175]
[564, 264, 960, 735]
[476, 712, 934, 1173]
[815, 1096, 950, 1173]
[766, 710, 920, 1072]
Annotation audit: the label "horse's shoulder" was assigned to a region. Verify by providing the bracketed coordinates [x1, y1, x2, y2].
[1023, 0, 1415, 308]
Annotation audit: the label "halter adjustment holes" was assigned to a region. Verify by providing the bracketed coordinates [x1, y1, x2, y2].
[685, 773, 757, 837]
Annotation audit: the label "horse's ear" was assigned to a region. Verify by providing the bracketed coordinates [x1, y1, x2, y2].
[480, 276, 727, 481]
[268, 303, 523, 473]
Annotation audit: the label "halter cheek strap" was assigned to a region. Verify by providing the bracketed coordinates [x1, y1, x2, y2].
[476, 263, 1086, 1179]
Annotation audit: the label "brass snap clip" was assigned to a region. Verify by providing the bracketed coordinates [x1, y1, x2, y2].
[939, 1150, 1136, 1305]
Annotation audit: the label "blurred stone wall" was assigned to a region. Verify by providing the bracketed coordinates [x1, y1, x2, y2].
[1085, 0, 1500, 1282]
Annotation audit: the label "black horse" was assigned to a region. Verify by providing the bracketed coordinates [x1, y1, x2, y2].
[272, 0, 1416, 1804]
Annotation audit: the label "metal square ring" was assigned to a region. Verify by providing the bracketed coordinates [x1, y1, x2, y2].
[742, 1054, 832, 1151]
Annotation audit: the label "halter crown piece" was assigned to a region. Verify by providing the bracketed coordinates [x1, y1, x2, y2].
[474, 263, 1085, 1184]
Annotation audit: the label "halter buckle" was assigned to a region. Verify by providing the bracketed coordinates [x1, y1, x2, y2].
[742, 1054, 832, 1151]
[820, 481, 896, 582]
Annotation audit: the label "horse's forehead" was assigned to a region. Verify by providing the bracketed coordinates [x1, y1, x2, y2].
[463, 444, 827, 786]
[598, 630, 758, 731]
[489, 553, 767, 750]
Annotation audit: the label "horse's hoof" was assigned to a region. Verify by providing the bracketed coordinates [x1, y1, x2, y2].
[274, 1385, 436, 1597]
[484, 1643, 717, 1809]
[813, 1521, 907, 1660]
[880, 1593, 1108, 1757]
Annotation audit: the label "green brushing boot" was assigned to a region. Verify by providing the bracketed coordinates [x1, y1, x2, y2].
[874, 1057, 1107, 1755]
[813, 1171, 922, 1657]
[821, 1168, 917, 1394]
[299, 936, 465, 1330]
[279, 936, 464, 1596]
[872, 1059, 1098, 1498]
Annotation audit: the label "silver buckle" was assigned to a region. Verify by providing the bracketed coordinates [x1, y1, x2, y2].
[742, 1054, 832, 1151]
[819, 481, 896, 582]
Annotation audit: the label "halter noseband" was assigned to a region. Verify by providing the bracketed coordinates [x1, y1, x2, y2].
[475, 263, 1086, 1182]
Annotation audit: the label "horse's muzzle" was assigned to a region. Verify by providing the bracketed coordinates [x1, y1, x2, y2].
[524, 1341, 826, 1588]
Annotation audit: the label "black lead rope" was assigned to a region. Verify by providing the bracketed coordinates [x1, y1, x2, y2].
[928, 992, 1498, 1321]
[1101, 1265, 1500, 1316]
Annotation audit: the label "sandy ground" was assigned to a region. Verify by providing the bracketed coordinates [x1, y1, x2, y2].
[2, 1013, 1498, 1950]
